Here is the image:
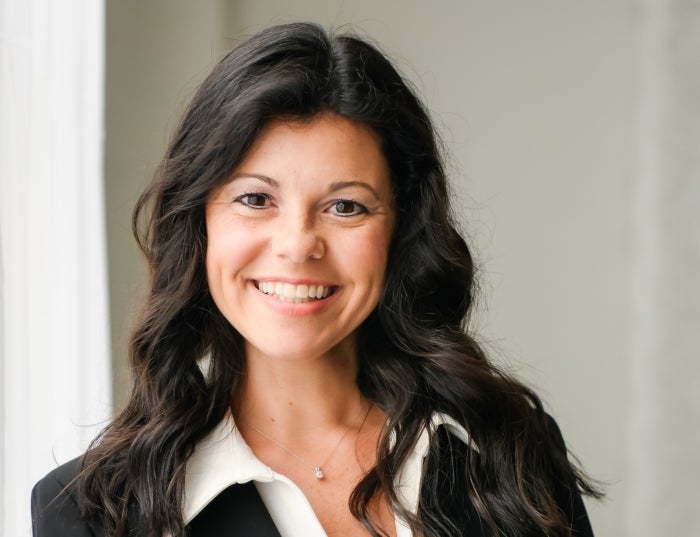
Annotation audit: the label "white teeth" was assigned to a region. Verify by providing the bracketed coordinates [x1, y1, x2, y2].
[296, 284, 308, 298]
[283, 283, 295, 298]
[256, 281, 332, 301]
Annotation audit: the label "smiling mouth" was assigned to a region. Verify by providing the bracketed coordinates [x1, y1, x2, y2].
[254, 281, 336, 303]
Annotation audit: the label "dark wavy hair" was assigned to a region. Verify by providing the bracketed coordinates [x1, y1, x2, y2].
[78, 22, 600, 537]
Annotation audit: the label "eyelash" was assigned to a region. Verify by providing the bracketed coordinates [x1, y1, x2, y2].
[330, 199, 368, 217]
[233, 193, 369, 217]
[234, 193, 271, 208]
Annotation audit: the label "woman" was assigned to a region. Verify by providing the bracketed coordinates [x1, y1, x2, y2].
[32, 22, 600, 537]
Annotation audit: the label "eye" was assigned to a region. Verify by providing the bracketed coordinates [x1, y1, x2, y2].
[235, 193, 270, 208]
[331, 200, 368, 217]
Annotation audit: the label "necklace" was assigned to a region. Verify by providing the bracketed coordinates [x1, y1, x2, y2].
[245, 402, 372, 480]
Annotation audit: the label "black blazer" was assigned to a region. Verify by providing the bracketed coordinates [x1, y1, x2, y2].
[31, 458, 282, 537]
[31, 426, 595, 537]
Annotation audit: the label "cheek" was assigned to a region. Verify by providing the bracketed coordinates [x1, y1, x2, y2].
[205, 220, 258, 288]
[347, 225, 393, 285]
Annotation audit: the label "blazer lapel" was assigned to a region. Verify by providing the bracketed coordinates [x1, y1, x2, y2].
[186, 482, 282, 537]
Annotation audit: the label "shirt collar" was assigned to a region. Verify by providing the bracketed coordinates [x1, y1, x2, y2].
[182, 412, 473, 525]
[182, 413, 274, 523]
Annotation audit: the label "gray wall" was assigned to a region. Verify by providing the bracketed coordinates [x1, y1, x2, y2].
[106, 2, 636, 535]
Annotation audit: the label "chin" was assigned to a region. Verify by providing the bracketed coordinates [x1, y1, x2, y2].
[245, 333, 357, 364]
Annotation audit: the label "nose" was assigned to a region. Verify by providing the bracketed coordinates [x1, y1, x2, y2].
[271, 211, 325, 263]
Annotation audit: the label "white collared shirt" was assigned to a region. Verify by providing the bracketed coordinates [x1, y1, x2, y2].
[182, 413, 472, 537]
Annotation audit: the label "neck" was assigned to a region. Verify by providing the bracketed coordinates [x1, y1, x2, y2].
[233, 339, 366, 438]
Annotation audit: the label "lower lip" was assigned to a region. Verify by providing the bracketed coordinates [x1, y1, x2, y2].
[249, 281, 341, 316]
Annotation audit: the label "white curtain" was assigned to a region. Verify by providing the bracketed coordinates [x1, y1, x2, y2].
[629, 0, 700, 535]
[0, 1, 111, 536]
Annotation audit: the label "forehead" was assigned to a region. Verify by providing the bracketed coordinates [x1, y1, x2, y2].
[232, 114, 389, 184]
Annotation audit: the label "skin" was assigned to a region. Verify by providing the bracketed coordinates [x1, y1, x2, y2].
[205, 114, 397, 536]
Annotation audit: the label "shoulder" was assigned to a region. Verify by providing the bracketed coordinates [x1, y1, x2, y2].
[429, 412, 596, 536]
[33, 457, 82, 492]
[31, 457, 100, 537]
[32, 457, 82, 514]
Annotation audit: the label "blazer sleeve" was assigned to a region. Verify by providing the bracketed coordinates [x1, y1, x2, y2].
[552, 464, 596, 537]
[546, 416, 596, 537]
[31, 457, 97, 537]
[567, 489, 595, 537]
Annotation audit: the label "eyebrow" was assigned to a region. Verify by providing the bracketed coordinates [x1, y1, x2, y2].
[328, 181, 381, 199]
[229, 174, 382, 199]
[229, 173, 278, 186]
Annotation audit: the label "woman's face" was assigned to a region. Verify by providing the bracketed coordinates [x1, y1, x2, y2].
[205, 114, 395, 364]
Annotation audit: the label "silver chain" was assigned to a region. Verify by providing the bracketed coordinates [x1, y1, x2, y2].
[245, 403, 372, 480]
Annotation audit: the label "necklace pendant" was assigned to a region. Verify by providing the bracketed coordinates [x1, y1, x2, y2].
[313, 466, 325, 480]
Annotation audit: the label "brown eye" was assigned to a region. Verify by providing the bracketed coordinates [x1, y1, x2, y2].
[332, 200, 367, 216]
[236, 193, 270, 208]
